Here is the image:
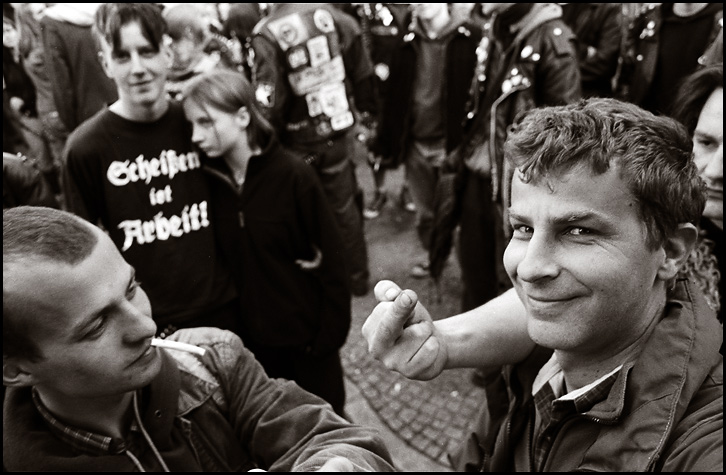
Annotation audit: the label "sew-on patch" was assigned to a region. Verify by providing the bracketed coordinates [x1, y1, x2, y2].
[267, 13, 308, 51]
[255, 82, 275, 108]
[313, 9, 335, 33]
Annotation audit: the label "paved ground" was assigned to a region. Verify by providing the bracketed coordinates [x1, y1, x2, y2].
[340, 154, 486, 471]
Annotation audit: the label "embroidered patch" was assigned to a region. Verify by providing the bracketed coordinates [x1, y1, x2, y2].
[374, 63, 390, 81]
[313, 9, 335, 33]
[267, 13, 308, 51]
[287, 45, 309, 70]
[255, 82, 275, 108]
[307, 35, 331, 68]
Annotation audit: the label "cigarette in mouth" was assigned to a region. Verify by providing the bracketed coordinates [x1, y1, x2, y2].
[151, 338, 206, 356]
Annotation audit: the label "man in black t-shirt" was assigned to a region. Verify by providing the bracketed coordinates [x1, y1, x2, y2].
[63, 3, 237, 334]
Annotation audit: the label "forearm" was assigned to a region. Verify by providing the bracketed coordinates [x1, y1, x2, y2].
[438, 288, 534, 369]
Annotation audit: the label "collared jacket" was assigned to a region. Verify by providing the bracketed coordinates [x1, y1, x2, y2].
[3, 327, 396, 471]
[453, 279, 723, 472]
[369, 8, 482, 166]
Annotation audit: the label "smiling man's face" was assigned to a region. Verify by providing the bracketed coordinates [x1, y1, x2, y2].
[503, 165, 666, 358]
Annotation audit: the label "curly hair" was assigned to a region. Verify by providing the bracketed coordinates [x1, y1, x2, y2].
[504, 98, 705, 250]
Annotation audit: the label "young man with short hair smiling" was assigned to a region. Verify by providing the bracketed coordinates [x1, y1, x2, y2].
[63, 3, 237, 335]
[363, 98, 723, 471]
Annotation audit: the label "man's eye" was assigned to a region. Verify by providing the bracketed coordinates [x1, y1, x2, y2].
[695, 137, 715, 149]
[140, 48, 158, 58]
[112, 52, 130, 61]
[566, 227, 591, 236]
[86, 316, 108, 339]
[127, 280, 141, 299]
[511, 224, 532, 237]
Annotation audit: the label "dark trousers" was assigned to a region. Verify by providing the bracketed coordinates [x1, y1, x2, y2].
[457, 172, 511, 312]
[303, 133, 370, 292]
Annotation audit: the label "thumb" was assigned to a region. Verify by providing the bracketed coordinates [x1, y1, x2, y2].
[365, 288, 419, 356]
[374, 279, 403, 302]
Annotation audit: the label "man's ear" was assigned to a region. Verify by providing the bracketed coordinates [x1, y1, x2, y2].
[3, 358, 36, 388]
[235, 106, 251, 129]
[656, 223, 699, 281]
[98, 50, 114, 79]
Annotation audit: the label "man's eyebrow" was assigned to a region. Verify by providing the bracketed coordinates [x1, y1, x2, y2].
[72, 266, 137, 339]
[694, 129, 720, 141]
[508, 209, 606, 225]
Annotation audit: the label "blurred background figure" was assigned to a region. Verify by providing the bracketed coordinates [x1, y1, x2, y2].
[368, 3, 482, 279]
[221, 2, 263, 79]
[40, 3, 118, 133]
[3, 6, 39, 159]
[339, 3, 414, 220]
[670, 63, 723, 328]
[163, 3, 236, 101]
[560, 3, 623, 97]
[13, 3, 70, 207]
[250, 3, 378, 296]
[616, 3, 722, 114]
[3, 151, 60, 210]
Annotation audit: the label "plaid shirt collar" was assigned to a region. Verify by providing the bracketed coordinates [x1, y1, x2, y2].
[530, 354, 623, 471]
[32, 388, 138, 456]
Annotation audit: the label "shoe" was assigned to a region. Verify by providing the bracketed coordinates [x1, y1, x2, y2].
[363, 191, 387, 219]
[399, 187, 416, 213]
[410, 261, 430, 279]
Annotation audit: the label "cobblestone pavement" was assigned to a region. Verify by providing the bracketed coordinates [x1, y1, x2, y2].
[341, 159, 486, 469]
[342, 333, 485, 468]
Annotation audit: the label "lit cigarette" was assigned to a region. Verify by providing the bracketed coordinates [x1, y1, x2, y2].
[151, 338, 206, 356]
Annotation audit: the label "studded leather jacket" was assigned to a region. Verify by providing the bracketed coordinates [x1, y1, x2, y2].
[457, 3, 581, 215]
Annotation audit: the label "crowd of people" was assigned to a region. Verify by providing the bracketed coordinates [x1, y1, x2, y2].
[3, 3, 723, 472]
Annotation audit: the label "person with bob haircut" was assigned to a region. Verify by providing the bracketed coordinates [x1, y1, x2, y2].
[362, 98, 723, 471]
[181, 69, 352, 416]
[2, 205, 395, 472]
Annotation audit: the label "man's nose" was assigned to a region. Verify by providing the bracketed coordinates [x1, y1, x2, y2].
[122, 302, 157, 342]
[516, 233, 560, 283]
[191, 125, 204, 144]
[129, 52, 146, 75]
[701, 144, 723, 183]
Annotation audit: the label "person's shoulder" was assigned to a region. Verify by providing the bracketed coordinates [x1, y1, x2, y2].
[535, 18, 578, 57]
[165, 327, 256, 379]
[266, 144, 315, 175]
[328, 4, 362, 33]
[65, 108, 114, 156]
[167, 326, 242, 351]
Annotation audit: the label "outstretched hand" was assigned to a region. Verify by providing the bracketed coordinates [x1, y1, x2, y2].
[361, 280, 447, 380]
